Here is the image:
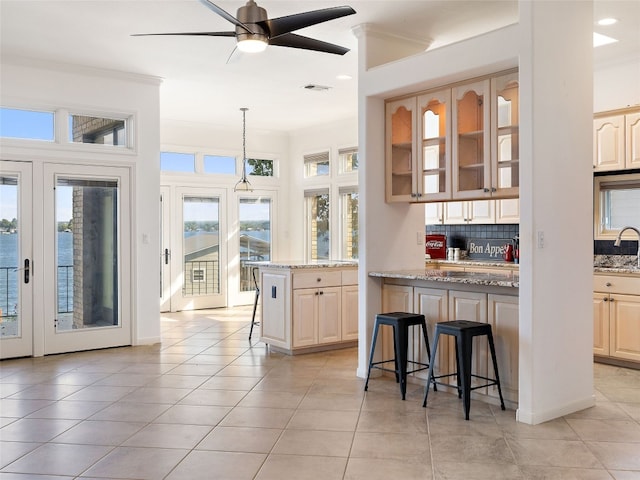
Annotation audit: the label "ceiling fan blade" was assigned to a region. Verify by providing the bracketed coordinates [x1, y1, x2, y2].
[132, 31, 236, 37]
[263, 6, 356, 39]
[198, 0, 253, 34]
[269, 32, 349, 55]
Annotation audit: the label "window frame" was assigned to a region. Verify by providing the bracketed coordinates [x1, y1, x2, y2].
[593, 172, 640, 240]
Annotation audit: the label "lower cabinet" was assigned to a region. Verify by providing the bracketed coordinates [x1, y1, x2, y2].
[593, 274, 640, 364]
[259, 266, 358, 354]
[381, 283, 519, 404]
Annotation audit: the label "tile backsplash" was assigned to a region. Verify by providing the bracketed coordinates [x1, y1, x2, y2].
[426, 224, 519, 250]
[426, 224, 637, 256]
[594, 239, 639, 255]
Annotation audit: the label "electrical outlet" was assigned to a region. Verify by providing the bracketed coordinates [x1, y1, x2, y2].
[537, 231, 545, 249]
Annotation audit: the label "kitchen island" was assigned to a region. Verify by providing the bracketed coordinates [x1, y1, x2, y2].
[249, 261, 358, 355]
[369, 268, 519, 406]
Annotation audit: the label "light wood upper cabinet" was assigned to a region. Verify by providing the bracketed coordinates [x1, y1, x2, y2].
[386, 98, 417, 202]
[387, 70, 519, 204]
[627, 112, 640, 169]
[452, 79, 492, 199]
[593, 108, 640, 172]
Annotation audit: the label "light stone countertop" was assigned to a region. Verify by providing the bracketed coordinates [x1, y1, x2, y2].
[593, 255, 640, 275]
[425, 259, 519, 268]
[246, 260, 358, 269]
[369, 269, 519, 288]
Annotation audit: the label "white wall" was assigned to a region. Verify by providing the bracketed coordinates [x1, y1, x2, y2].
[594, 57, 640, 112]
[287, 117, 358, 261]
[1, 59, 162, 349]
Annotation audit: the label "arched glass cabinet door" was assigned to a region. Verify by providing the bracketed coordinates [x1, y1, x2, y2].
[492, 72, 520, 198]
[418, 89, 451, 201]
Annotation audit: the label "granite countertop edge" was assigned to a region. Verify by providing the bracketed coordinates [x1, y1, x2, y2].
[369, 270, 519, 288]
[246, 260, 358, 269]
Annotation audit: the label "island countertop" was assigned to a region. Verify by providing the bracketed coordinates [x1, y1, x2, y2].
[369, 269, 519, 288]
[246, 260, 357, 269]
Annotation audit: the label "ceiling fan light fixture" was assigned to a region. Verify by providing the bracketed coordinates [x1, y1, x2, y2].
[237, 37, 268, 53]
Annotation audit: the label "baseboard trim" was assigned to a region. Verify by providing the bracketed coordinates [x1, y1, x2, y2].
[516, 394, 596, 425]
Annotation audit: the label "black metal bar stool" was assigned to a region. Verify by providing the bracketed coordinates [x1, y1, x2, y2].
[364, 312, 431, 400]
[423, 320, 505, 420]
[248, 267, 260, 341]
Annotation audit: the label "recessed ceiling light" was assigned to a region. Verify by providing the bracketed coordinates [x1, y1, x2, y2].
[336, 74, 352, 80]
[593, 32, 619, 48]
[597, 18, 618, 26]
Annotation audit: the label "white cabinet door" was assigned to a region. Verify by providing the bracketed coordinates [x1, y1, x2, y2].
[468, 200, 495, 224]
[496, 198, 519, 224]
[487, 294, 519, 403]
[593, 293, 610, 356]
[609, 294, 640, 362]
[341, 285, 359, 341]
[449, 290, 488, 391]
[292, 288, 318, 347]
[443, 201, 467, 224]
[414, 287, 449, 383]
[594, 115, 625, 171]
[425, 202, 444, 225]
[626, 112, 640, 169]
[318, 287, 341, 344]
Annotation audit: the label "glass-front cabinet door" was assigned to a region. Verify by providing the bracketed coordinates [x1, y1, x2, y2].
[452, 79, 492, 200]
[386, 97, 416, 202]
[492, 72, 520, 198]
[419, 90, 451, 201]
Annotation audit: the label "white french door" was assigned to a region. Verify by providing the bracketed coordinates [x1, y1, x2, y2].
[43, 163, 132, 354]
[0, 161, 33, 359]
[169, 187, 227, 311]
[160, 186, 172, 312]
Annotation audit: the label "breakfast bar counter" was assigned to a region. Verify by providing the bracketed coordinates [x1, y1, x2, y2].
[369, 267, 519, 407]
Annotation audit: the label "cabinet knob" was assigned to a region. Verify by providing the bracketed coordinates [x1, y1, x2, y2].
[319, 291, 324, 295]
[317, 278, 321, 282]
[606, 282, 612, 287]
[483, 188, 490, 193]
[603, 297, 608, 302]
[610, 298, 614, 302]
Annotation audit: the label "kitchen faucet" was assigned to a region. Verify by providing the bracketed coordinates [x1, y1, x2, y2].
[614, 226, 640, 268]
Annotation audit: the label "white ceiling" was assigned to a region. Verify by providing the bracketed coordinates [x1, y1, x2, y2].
[1, 0, 639, 133]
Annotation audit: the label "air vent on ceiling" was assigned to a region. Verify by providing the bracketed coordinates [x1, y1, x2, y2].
[303, 84, 331, 92]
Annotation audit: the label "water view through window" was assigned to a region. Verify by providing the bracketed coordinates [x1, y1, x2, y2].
[239, 197, 271, 292]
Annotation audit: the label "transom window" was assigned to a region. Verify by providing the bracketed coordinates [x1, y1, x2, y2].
[304, 152, 330, 177]
[0, 107, 54, 141]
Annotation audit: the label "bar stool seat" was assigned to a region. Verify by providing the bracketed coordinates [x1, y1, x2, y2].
[423, 320, 505, 420]
[364, 312, 431, 400]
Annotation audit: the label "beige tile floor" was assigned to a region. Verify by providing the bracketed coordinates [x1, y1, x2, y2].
[1, 306, 639, 479]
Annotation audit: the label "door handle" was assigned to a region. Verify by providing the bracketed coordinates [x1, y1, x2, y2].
[164, 249, 170, 265]
[24, 259, 30, 284]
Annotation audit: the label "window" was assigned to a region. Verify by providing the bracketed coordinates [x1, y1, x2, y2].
[0, 107, 54, 141]
[339, 147, 358, 173]
[340, 187, 358, 259]
[594, 173, 640, 239]
[204, 155, 236, 175]
[69, 114, 126, 146]
[246, 158, 274, 177]
[304, 152, 330, 177]
[160, 152, 196, 173]
[239, 197, 272, 291]
[305, 189, 330, 260]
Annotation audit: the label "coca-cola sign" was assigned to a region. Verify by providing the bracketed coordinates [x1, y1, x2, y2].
[425, 234, 446, 259]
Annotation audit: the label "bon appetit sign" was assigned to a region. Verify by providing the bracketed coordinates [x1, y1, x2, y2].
[467, 238, 511, 259]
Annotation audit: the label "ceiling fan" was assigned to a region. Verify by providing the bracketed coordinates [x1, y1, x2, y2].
[133, 0, 356, 55]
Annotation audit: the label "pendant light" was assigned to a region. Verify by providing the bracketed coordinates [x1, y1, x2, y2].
[234, 107, 253, 192]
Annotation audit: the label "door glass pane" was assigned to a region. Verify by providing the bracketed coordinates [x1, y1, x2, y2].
[0, 176, 19, 338]
[457, 89, 485, 192]
[422, 98, 447, 195]
[56, 178, 119, 331]
[239, 198, 271, 292]
[306, 192, 330, 260]
[390, 105, 413, 196]
[495, 79, 520, 189]
[183, 196, 220, 296]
